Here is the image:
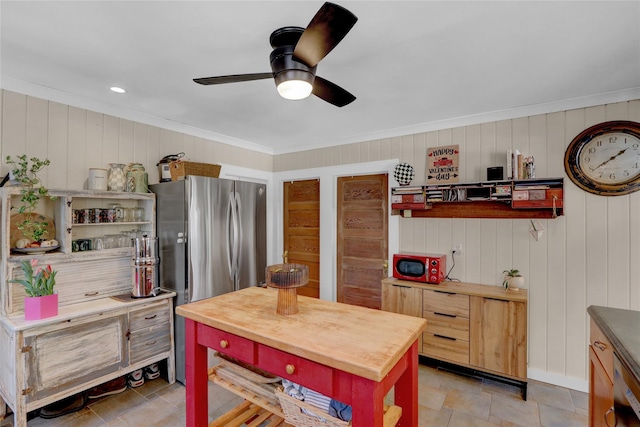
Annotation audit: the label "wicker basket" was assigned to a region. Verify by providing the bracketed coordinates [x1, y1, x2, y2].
[275, 388, 350, 427]
[169, 161, 221, 181]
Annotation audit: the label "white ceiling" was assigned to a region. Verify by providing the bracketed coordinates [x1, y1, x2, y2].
[2, 1, 639, 155]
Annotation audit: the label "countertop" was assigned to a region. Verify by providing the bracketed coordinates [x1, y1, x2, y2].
[176, 286, 427, 382]
[2, 291, 175, 331]
[588, 305, 640, 383]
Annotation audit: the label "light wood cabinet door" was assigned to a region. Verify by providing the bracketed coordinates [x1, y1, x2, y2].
[381, 282, 422, 350]
[23, 313, 127, 402]
[469, 296, 527, 379]
[589, 346, 614, 427]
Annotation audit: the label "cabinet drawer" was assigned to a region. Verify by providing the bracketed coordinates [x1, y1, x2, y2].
[258, 345, 333, 396]
[423, 289, 469, 318]
[424, 311, 469, 341]
[130, 324, 171, 364]
[198, 327, 257, 365]
[130, 304, 170, 332]
[422, 332, 469, 365]
[590, 319, 614, 382]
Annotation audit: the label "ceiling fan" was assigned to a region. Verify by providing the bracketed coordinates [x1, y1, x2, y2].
[193, 2, 358, 107]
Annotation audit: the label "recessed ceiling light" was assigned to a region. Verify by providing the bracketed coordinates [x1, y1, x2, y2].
[110, 86, 126, 94]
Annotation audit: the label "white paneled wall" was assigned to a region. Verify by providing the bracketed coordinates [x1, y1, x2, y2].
[0, 90, 272, 190]
[2, 87, 639, 390]
[275, 99, 640, 390]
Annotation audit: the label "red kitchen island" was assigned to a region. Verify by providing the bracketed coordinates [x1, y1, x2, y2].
[176, 286, 426, 426]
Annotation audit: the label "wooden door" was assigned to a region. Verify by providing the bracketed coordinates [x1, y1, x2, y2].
[283, 180, 320, 298]
[336, 174, 388, 309]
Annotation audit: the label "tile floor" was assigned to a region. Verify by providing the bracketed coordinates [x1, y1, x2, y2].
[1, 360, 588, 427]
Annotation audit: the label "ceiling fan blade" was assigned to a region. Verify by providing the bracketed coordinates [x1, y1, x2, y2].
[312, 76, 356, 107]
[294, 2, 358, 68]
[193, 73, 273, 85]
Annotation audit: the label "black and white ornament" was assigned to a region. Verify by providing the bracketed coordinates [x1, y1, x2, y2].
[393, 163, 415, 186]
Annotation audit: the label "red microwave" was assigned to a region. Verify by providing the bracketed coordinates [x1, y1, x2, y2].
[392, 253, 446, 284]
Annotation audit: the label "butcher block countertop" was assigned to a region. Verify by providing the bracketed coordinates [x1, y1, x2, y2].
[176, 286, 427, 382]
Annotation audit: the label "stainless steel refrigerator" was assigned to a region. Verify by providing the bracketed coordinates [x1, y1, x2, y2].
[151, 176, 267, 384]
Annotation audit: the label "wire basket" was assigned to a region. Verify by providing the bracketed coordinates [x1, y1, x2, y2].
[275, 388, 350, 427]
[169, 161, 221, 181]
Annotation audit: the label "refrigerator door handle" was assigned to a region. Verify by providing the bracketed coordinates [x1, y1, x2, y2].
[234, 191, 244, 287]
[226, 192, 236, 281]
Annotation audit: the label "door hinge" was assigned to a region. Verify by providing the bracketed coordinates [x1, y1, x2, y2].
[21, 345, 32, 353]
[21, 387, 33, 395]
[126, 329, 131, 341]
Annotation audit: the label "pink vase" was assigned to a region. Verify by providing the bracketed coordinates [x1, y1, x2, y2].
[24, 293, 58, 320]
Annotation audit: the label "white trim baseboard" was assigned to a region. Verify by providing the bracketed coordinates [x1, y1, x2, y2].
[527, 368, 588, 393]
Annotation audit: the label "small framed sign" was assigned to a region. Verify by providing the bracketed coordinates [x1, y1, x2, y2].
[427, 145, 459, 184]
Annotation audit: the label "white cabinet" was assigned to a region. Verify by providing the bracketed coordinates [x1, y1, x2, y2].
[0, 188, 174, 427]
[1, 188, 155, 317]
[22, 312, 128, 403]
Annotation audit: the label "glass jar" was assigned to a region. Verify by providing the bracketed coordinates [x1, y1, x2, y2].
[126, 163, 148, 193]
[133, 207, 145, 222]
[111, 203, 124, 222]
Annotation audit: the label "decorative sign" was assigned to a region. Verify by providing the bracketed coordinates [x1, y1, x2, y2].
[427, 145, 459, 184]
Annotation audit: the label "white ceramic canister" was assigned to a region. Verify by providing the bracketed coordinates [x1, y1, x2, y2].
[88, 168, 108, 191]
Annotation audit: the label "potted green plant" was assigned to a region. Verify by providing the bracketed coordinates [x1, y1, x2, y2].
[502, 269, 524, 290]
[10, 259, 58, 320]
[5, 154, 56, 246]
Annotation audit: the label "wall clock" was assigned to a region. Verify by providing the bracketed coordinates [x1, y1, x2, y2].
[564, 120, 640, 196]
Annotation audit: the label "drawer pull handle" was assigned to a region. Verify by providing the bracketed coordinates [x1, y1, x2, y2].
[85, 292, 99, 296]
[605, 407, 614, 427]
[220, 340, 229, 349]
[144, 315, 158, 320]
[593, 341, 607, 351]
[286, 364, 296, 375]
[434, 291, 455, 295]
[434, 312, 456, 318]
[434, 334, 456, 341]
[146, 340, 156, 346]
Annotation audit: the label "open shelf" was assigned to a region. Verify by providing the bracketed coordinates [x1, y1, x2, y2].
[391, 178, 563, 219]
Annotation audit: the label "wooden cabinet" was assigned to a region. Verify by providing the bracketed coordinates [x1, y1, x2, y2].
[391, 177, 563, 219]
[589, 319, 615, 427]
[0, 188, 174, 427]
[128, 304, 172, 365]
[1, 188, 156, 317]
[22, 312, 128, 402]
[382, 278, 528, 397]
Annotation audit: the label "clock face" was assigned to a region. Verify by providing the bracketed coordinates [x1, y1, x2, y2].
[579, 131, 640, 184]
[565, 121, 640, 195]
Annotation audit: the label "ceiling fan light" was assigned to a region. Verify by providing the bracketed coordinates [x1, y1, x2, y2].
[277, 79, 313, 100]
[274, 69, 314, 100]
